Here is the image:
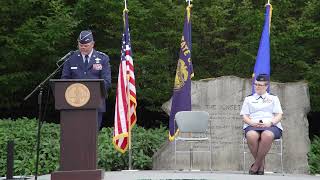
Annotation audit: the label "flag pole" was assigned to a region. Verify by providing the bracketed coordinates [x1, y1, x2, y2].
[186, 0, 191, 6]
[124, 0, 132, 170]
[127, 64, 132, 171]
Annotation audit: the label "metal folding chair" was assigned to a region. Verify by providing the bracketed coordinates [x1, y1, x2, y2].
[242, 135, 284, 174]
[174, 111, 212, 171]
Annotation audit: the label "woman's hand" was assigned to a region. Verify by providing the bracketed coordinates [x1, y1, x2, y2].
[250, 122, 260, 127]
[253, 120, 272, 128]
[265, 121, 273, 127]
[259, 121, 272, 128]
[256, 122, 265, 128]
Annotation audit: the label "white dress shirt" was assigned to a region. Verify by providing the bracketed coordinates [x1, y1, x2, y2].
[240, 92, 283, 130]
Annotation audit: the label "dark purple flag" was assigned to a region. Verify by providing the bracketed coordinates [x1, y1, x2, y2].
[169, 5, 193, 141]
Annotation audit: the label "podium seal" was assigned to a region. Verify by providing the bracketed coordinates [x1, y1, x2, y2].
[65, 83, 90, 107]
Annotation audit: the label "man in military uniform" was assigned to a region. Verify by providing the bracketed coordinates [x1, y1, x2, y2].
[240, 74, 283, 175]
[61, 30, 111, 128]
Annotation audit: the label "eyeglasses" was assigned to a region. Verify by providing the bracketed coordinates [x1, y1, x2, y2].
[254, 83, 267, 87]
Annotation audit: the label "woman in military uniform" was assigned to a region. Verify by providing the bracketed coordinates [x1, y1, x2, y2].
[240, 74, 283, 175]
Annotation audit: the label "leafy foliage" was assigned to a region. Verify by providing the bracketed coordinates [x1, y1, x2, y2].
[0, 0, 79, 109]
[0, 118, 167, 176]
[308, 136, 320, 174]
[0, 117, 59, 176]
[98, 125, 167, 170]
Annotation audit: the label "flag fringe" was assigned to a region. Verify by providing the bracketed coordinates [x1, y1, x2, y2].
[113, 132, 129, 153]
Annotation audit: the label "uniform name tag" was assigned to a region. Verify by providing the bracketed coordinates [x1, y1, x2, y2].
[71, 67, 78, 69]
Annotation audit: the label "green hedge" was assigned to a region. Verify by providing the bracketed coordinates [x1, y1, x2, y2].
[308, 136, 320, 174]
[0, 117, 59, 176]
[3, 118, 319, 175]
[0, 118, 167, 176]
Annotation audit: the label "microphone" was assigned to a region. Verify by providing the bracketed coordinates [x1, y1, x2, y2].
[56, 51, 74, 65]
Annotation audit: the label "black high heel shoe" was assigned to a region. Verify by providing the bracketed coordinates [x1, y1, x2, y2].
[257, 166, 264, 175]
[249, 164, 258, 175]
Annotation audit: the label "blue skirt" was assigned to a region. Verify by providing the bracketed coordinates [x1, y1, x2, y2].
[244, 126, 282, 139]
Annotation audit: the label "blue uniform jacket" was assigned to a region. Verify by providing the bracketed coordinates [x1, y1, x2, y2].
[61, 49, 111, 112]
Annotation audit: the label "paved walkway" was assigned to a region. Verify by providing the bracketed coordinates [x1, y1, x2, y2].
[26, 170, 320, 180]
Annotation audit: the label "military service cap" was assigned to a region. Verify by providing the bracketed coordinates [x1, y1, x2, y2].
[78, 30, 94, 44]
[256, 74, 269, 81]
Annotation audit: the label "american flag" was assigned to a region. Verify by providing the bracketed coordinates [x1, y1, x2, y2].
[113, 9, 137, 153]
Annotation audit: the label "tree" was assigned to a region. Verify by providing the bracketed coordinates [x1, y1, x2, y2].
[0, 0, 319, 122]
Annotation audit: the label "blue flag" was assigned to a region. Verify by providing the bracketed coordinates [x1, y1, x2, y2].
[252, 4, 272, 93]
[169, 5, 193, 141]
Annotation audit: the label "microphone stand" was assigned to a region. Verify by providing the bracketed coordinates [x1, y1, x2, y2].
[24, 58, 69, 180]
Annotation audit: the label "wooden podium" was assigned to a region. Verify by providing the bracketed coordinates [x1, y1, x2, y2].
[50, 79, 106, 180]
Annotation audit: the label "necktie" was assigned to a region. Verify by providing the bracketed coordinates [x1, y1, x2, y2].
[257, 96, 263, 100]
[84, 55, 89, 68]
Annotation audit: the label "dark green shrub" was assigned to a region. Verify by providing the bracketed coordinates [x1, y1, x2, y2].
[0, 117, 60, 176]
[98, 125, 168, 170]
[308, 136, 320, 174]
[0, 118, 167, 176]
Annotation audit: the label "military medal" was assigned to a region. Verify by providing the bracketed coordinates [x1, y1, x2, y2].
[93, 64, 102, 70]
